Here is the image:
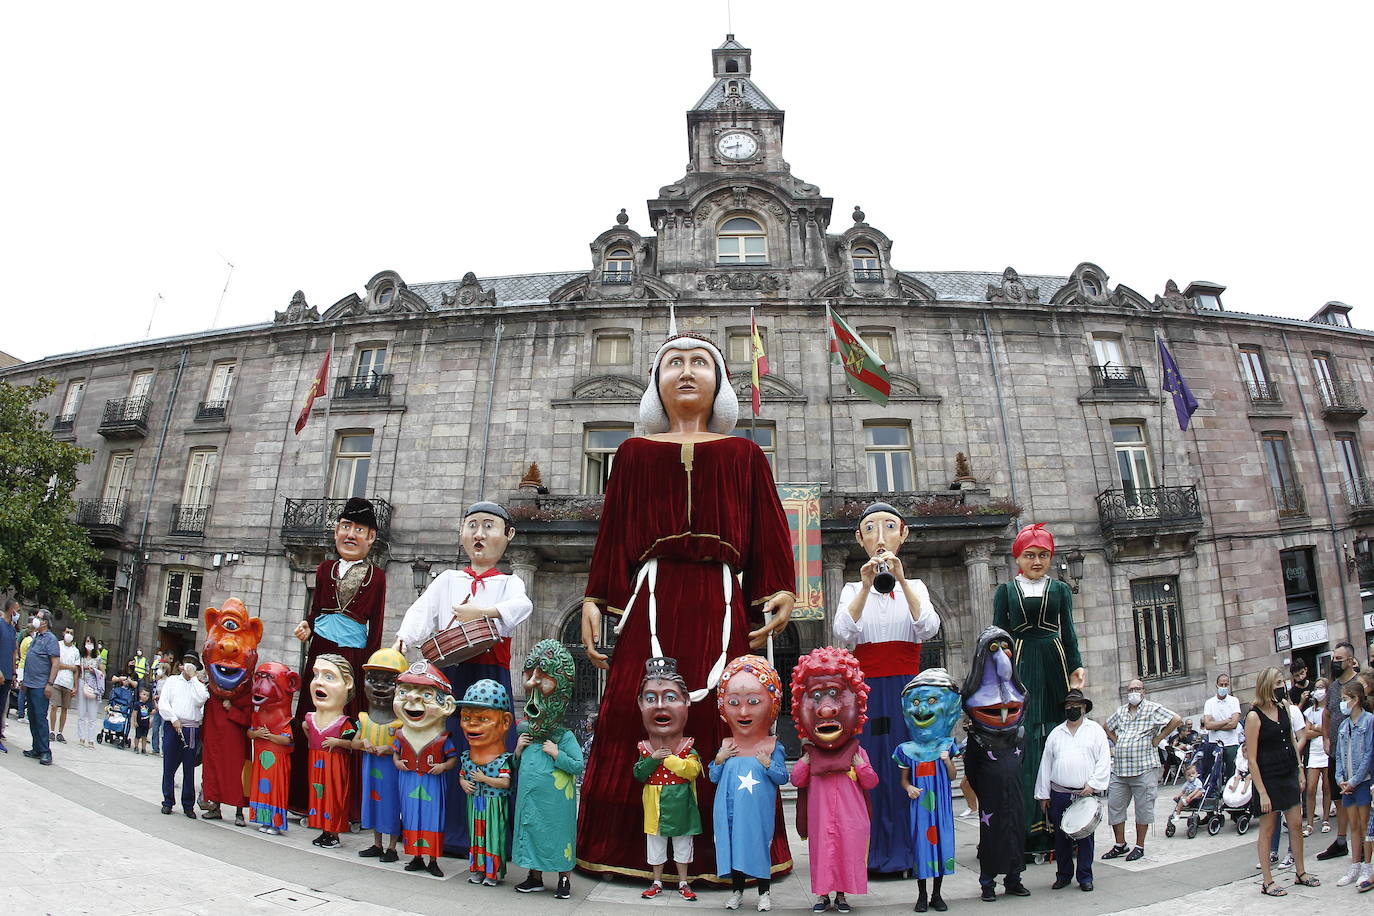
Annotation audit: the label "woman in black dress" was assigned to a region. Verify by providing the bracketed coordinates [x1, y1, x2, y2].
[1245, 665, 1319, 895]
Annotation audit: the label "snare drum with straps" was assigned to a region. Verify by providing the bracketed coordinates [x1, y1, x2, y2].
[1060, 794, 1102, 841]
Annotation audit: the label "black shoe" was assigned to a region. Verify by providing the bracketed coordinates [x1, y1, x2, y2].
[1079, 882, 1093, 892]
[980, 887, 997, 902]
[1316, 839, 1349, 861]
[404, 856, 427, 872]
[358, 845, 383, 858]
[1124, 847, 1144, 862]
[54, 733, 66, 743]
[516, 875, 545, 893]
[1101, 843, 1128, 860]
[1004, 884, 1030, 897]
[914, 900, 928, 913]
[930, 898, 947, 913]
[427, 859, 444, 878]
[185, 810, 197, 819]
[39, 755, 52, 765]
[380, 849, 399, 863]
[1051, 879, 1071, 890]
[161, 804, 172, 815]
[554, 876, 571, 899]
[22, 749, 40, 759]
[316, 833, 340, 849]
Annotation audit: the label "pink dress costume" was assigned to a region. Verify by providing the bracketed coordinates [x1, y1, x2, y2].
[790, 741, 878, 895]
[306, 712, 356, 831]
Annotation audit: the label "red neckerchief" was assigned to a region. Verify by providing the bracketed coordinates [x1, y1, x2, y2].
[464, 566, 501, 597]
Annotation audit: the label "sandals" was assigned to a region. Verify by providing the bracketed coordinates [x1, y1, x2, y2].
[1260, 882, 1287, 897]
[1294, 873, 1320, 887]
[1302, 824, 1312, 837]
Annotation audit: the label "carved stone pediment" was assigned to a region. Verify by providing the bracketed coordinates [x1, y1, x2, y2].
[274, 290, 320, 324]
[571, 374, 647, 401]
[728, 371, 804, 401]
[988, 267, 1040, 304]
[697, 272, 790, 292]
[442, 272, 496, 308]
[1152, 279, 1197, 312]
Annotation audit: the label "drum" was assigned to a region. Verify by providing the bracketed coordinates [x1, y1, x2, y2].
[417, 617, 501, 666]
[1061, 795, 1101, 840]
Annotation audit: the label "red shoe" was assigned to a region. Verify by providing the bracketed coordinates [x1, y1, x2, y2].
[641, 883, 664, 899]
[678, 884, 698, 901]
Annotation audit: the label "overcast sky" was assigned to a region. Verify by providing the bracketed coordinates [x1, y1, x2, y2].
[3, 1, 1370, 363]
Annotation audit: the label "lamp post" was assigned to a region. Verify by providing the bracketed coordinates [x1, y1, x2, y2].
[1058, 548, 1085, 594]
[410, 558, 431, 596]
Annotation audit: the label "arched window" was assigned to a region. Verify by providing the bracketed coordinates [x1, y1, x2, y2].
[1082, 276, 1100, 297]
[603, 246, 633, 284]
[726, 59, 740, 73]
[851, 245, 880, 281]
[717, 216, 767, 264]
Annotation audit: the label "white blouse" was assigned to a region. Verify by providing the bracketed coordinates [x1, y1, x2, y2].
[833, 579, 941, 645]
[396, 569, 533, 646]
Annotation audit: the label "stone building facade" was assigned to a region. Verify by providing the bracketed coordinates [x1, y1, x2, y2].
[5, 36, 1373, 733]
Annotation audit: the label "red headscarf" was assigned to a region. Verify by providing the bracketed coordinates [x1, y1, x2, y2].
[1011, 523, 1054, 558]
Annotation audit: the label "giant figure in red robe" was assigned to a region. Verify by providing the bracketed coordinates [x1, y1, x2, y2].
[577, 331, 796, 882]
[201, 597, 262, 825]
[289, 497, 387, 813]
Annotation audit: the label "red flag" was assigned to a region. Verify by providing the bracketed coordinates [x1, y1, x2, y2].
[750, 307, 770, 416]
[294, 346, 332, 435]
[827, 305, 891, 406]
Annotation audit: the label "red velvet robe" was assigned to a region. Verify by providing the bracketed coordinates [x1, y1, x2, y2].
[576, 436, 795, 882]
[202, 692, 253, 808]
[289, 559, 386, 814]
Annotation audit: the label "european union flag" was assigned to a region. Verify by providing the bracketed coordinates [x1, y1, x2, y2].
[1158, 337, 1199, 430]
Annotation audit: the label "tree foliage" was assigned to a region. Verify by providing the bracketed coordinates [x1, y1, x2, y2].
[0, 378, 107, 616]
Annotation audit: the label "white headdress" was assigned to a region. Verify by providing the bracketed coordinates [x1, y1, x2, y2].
[638, 305, 738, 434]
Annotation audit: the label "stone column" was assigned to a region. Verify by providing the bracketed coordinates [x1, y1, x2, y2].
[963, 541, 995, 636]
[823, 547, 849, 645]
[506, 548, 539, 700]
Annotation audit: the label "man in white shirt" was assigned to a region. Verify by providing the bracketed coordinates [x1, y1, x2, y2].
[1201, 673, 1241, 780]
[158, 652, 209, 817]
[1035, 689, 1110, 892]
[48, 627, 81, 744]
[394, 501, 533, 852]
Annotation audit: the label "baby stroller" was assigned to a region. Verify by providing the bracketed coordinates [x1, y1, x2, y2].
[1220, 762, 1254, 834]
[1164, 741, 1226, 838]
[98, 684, 134, 748]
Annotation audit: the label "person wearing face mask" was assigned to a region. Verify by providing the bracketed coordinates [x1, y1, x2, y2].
[1033, 689, 1109, 892]
[75, 637, 105, 748]
[48, 627, 81, 744]
[1333, 679, 1372, 889]
[1102, 679, 1181, 862]
[20, 609, 60, 765]
[1288, 658, 1312, 706]
[1319, 641, 1361, 861]
[0, 598, 18, 752]
[1244, 666, 1317, 896]
[1202, 674, 1242, 781]
[1302, 679, 1332, 837]
[157, 652, 209, 817]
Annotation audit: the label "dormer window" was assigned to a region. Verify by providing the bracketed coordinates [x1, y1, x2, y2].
[726, 59, 740, 73]
[852, 246, 881, 282]
[604, 247, 633, 284]
[717, 216, 767, 264]
[1082, 276, 1100, 297]
[377, 284, 395, 307]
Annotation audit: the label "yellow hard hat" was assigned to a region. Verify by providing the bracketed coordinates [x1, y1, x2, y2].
[362, 647, 408, 673]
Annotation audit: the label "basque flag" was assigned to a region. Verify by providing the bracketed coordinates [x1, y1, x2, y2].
[828, 304, 891, 407]
[1158, 336, 1199, 430]
[294, 346, 332, 434]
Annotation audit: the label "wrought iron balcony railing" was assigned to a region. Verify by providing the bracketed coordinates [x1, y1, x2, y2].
[281, 496, 393, 544]
[170, 504, 210, 537]
[1096, 485, 1203, 534]
[852, 268, 884, 282]
[1345, 478, 1374, 515]
[334, 374, 392, 401]
[1274, 484, 1307, 518]
[98, 396, 152, 438]
[1318, 379, 1365, 418]
[602, 271, 633, 285]
[77, 499, 128, 541]
[1089, 365, 1148, 391]
[1246, 380, 1282, 403]
[196, 399, 230, 421]
[53, 413, 76, 432]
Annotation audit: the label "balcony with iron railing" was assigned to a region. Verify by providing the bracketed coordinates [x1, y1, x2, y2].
[602, 270, 633, 285]
[1345, 478, 1374, 524]
[1096, 485, 1203, 537]
[98, 396, 152, 439]
[1318, 379, 1366, 420]
[281, 496, 393, 546]
[77, 498, 129, 544]
[53, 413, 76, 432]
[334, 373, 393, 402]
[1274, 484, 1308, 519]
[170, 504, 210, 537]
[1245, 380, 1282, 404]
[1089, 365, 1148, 391]
[852, 268, 884, 283]
[196, 399, 230, 421]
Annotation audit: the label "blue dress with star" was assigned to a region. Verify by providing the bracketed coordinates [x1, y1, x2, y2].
[708, 742, 790, 879]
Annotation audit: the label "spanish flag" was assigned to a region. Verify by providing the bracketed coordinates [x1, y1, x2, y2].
[750, 307, 770, 416]
[293, 346, 332, 434]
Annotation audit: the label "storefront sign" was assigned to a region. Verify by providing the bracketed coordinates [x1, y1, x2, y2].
[1289, 619, 1328, 649]
[1273, 625, 1292, 653]
[1364, 612, 1374, 632]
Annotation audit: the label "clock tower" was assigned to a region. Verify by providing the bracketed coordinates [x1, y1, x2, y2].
[686, 35, 786, 173]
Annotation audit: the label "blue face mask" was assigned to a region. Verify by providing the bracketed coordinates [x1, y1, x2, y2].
[1217, 686, 1229, 698]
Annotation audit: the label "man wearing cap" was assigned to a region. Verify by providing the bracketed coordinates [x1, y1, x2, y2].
[1034, 689, 1110, 892]
[833, 501, 940, 874]
[291, 496, 387, 813]
[394, 500, 532, 853]
[158, 652, 210, 817]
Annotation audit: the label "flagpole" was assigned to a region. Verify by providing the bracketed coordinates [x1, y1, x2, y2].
[825, 304, 837, 490]
[749, 307, 759, 443]
[1157, 333, 1167, 488]
[320, 331, 336, 500]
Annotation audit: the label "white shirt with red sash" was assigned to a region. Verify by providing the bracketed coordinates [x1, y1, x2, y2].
[397, 567, 533, 668]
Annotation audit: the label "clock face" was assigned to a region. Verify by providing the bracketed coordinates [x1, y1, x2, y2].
[717, 132, 758, 161]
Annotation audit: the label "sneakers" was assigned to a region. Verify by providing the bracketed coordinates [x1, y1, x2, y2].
[812, 895, 830, 913]
[380, 849, 398, 863]
[725, 890, 744, 910]
[642, 882, 664, 900]
[756, 892, 771, 912]
[554, 875, 571, 899]
[1316, 838, 1349, 861]
[427, 860, 444, 878]
[516, 874, 545, 893]
[959, 808, 977, 818]
[679, 884, 698, 902]
[1101, 843, 1128, 860]
[358, 845, 383, 858]
[1337, 863, 1363, 887]
[834, 893, 851, 913]
[1279, 853, 1294, 870]
[469, 875, 484, 885]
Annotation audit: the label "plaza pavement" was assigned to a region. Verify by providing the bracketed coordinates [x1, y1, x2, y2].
[0, 718, 1349, 915]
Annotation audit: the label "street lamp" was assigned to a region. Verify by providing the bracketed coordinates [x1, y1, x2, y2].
[1058, 548, 1085, 594]
[410, 558, 431, 596]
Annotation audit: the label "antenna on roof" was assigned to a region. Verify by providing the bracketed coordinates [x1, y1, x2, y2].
[145, 293, 164, 340]
[727, 0, 732, 33]
[208, 253, 235, 330]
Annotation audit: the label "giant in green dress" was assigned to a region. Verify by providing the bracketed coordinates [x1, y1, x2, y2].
[993, 577, 1082, 857]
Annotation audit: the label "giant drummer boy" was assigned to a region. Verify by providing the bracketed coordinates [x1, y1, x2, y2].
[289, 496, 388, 813]
[832, 501, 941, 874]
[393, 501, 532, 856]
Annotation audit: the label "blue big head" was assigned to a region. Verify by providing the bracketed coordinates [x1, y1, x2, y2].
[899, 668, 963, 763]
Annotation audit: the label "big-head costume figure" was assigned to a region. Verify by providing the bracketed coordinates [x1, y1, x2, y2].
[789, 647, 877, 911]
[577, 329, 796, 881]
[961, 627, 1031, 901]
[512, 639, 585, 898]
[993, 523, 1084, 857]
[201, 597, 263, 825]
[290, 497, 386, 813]
[458, 678, 514, 886]
[393, 661, 459, 877]
[357, 647, 407, 861]
[895, 668, 963, 913]
[248, 661, 300, 834]
[305, 653, 358, 848]
[394, 500, 531, 852]
[633, 657, 702, 901]
[833, 501, 941, 873]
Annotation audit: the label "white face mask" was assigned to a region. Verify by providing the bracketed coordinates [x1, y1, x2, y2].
[1313, 689, 1327, 702]
[1127, 692, 1143, 707]
[63, 634, 74, 644]
[1340, 700, 1352, 717]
